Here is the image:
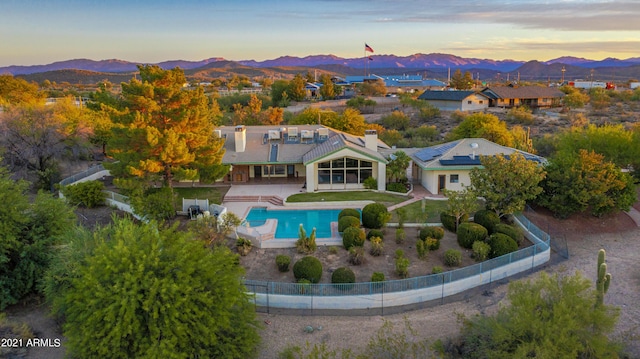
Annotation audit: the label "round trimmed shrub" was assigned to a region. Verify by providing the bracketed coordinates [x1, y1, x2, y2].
[487, 233, 518, 258]
[444, 249, 462, 267]
[425, 237, 440, 251]
[441, 212, 467, 232]
[493, 223, 524, 245]
[371, 272, 385, 282]
[419, 226, 445, 241]
[473, 209, 500, 233]
[457, 222, 488, 249]
[338, 208, 361, 220]
[331, 267, 355, 284]
[367, 229, 384, 241]
[362, 203, 390, 229]
[293, 256, 323, 283]
[342, 227, 365, 250]
[275, 254, 291, 272]
[472, 241, 491, 262]
[432, 266, 444, 274]
[338, 215, 360, 232]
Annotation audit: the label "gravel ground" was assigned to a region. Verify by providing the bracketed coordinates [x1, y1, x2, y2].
[256, 226, 640, 358]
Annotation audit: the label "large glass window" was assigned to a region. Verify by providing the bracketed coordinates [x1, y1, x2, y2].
[317, 157, 375, 185]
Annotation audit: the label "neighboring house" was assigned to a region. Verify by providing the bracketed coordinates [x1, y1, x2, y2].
[481, 85, 564, 108]
[344, 75, 446, 94]
[417, 90, 490, 111]
[219, 125, 389, 192]
[410, 138, 545, 194]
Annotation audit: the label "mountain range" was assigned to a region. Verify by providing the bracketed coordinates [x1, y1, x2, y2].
[3, 53, 640, 83]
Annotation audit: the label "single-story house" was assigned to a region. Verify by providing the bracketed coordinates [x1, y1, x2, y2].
[417, 90, 490, 111]
[219, 125, 389, 192]
[344, 75, 446, 93]
[410, 138, 545, 194]
[481, 85, 564, 108]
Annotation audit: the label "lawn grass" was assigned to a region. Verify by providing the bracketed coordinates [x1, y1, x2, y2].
[391, 199, 449, 223]
[173, 186, 230, 208]
[286, 191, 407, 206]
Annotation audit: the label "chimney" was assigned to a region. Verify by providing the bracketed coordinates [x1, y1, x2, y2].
[364, 129, 378, 152]
[234, 125, 246, 152]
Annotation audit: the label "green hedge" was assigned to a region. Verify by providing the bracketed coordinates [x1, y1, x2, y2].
[338, 215, 360, 232]
[367, 229, 384, 241]
[342, 227, 365, 250]
[457, 222, 488, 249]
[293, 256, 323, 283]
[493, 223, 524, 245]
[487, 233, 518, 258]
[338, 208, 361, 220]
[473, 209, 501, 233]
[419, 226, 445, 241]
[331, 267, 356, 284]
[362, 203, 390, 229]
[441, 212, 467, 232]
[60, 180, 106, 208]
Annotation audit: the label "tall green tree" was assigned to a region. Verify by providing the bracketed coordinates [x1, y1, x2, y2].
[446, 272, 620, 358]
[270, 79, 290, 107]
[287, 74, 307, 101]
[54, 218, 260, 359]
[102, 65, 227, 193]
[443, 187, 480, 229]
[470, 153, 546, 217]
[447, 113, 514, 147]
[537, 149, 637, 218]
[449, 69, 474, 90]
[0, 161, 76, 309]
[319, 74, 336, 100]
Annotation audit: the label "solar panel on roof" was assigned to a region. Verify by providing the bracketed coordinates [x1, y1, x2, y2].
[414, 141, 459, 162]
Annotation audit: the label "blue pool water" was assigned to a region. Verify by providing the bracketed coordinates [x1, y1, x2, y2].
[245, 208, 349, 239]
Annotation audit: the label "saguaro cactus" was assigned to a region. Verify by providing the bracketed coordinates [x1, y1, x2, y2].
[596, 249, 612, 306]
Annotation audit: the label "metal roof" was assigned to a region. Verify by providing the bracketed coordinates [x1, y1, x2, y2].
[417, 90, 486, 101]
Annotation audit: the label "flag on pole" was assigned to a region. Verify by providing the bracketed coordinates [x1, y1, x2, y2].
[365, 43, 374, 53]
[368, 56, 373, 61]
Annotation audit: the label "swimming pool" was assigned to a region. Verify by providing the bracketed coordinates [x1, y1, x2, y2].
[245, 208, 350, 239]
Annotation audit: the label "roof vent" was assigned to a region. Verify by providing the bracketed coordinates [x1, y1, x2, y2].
[470, 142, 479, 149]
[268, 130, 280, 140]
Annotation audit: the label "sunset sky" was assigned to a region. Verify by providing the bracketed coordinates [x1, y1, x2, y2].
[1, 0, 639, 67]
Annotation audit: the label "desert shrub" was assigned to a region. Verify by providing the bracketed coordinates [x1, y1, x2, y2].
[338, 215, 360, 232]
[362, 203, 390, 229]
[386, 182, 407, 193]
[371, 272, 385, 282]
[473, 209, 500, 233]
[369, 236, 384, 256]
[472, 241, 491, 262]
[493, 223, 524, 245]
[275, 255, 291, 272]
[296, 225, 317, 254]
[416, 240, 428, 259]
[363, 176, 377, 190]
[457, 222, 488, 249]
[487, 233, 518, 258]
[395, 254, 410, 278]
[506, 106, 535, 125]
[348, 246, 365, 265]
[338, 208, 360, 220]
[444, 249, 462, 267]
[367, 229, 384, 241]
[293, 256, 323, 283]
[441, 212, 467, 232]
[342, 227, 365, 250]
[425, 237, 440, 251]
[395, 249, 404, 258]
[395, 228, 406, 244]
[432, 266, 444, 274]
[419, 226, 445, 241]
[328, 246, 339, 255]
[60, 180, 106, 208]
[236, 237, 253, 256]
[331, 267, 355, 285]
[131, 187, 175, 221]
